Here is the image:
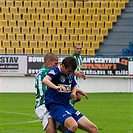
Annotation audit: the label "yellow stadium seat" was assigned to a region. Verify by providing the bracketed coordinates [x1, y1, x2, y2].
[12, 41, 20, 48]
[62, 8, 70, 14]
[20, 41, 28, 48]
[60, 48, 69, 55]
[75, 1, 83, 8]
[27, 20, 34, 27]
[47, 41, 55, 48]
[45, 8, 52, 14]
[8, 34, 15, 41]
[100, 28, 108, 36]
[56, 41, 64, 48]
[75, 15, 82, 21]
[66, 14, 74, 21]
[30, 41, 37, 48]
[53, 21, 60, 28]
[81, 48, 86, 55]
[13, 14, 21, 20]
[32, 14, 39, 20]
[62, 21, 70, 28]
[26, 34, 33, 41]
[18, 20, 25, 27]
[24, 1, 31, 7]
[5, 14, 12, 20]
[65, 41, 73, 48]
[0, 1, 5, 7]
[39, 27, 48, 34]
[51, 48, 60, 55]
[105, 21, 113, 29]
[101, 15, 108, 22]
[84, 14, 91, 21]
[79, 21, 87, 28]
[41, 1, 48, 8]
[109, 15, 117, 22]
[96, 35, 104, 42]
[32, 1, 39, 7]
[80, 8, 87, 14]
[23, 14, 30, 20]
[0, 27, 2, 33]
[10, 7, 17, 14]
[109, 2, 117, 8]
[0, 48, 5, 54]
[3, 41, 10, 47]
[54, 8, 62, 14]
[15, 1, 22, 7]
[7, 48, 14, 54]
[69, 48, 74, 54]
[9, 20, 16, 27]
[58, 1, 66, 8]
[84, 1, 91, 8]
[83, 42, 90, 48]
[28, 8, 35, 14]
[88, 21, 95, 28]
[114, 8, 121, 16]
[42, 48, 51, 54]
[75, 28, 82, 35]
[83, 28, 91, 35]
[40, 14, 48, 20]
[0, 34, 6, 41]
[93, 1, 100, 8]
[49, 1, 57, 7]
[16, 34, 24, 41]
[97, 8, 104, 15]
[70, 35, 78, 41]
[1, 20, 7, 26]
[96, 21, 104, 28]
[13, 27, 20, 33]
[0, 13, 3, 20]
[15, 48, 23, 54]
[57, 28, 65, 34]
[71, 8, 79, 14]
[92, 28, 100, 35]
[44, 21, 52, 27]
[87, 48, 95, 56]
[101, 1, 108, 8]
[35, 34, 42, 41]
[31, 27, 38, 34]
[48, 28, 56, 34]
[105, 8, 112, 15]
[2, 7, 9, 13]
[61, 34, 69, 41]
[44, 34, 51, 41]
[87, 35, 95, 42]
[22, 27, 29, 34]
[35, 21, 43, 27]
[34, 48, 42, 54]
[92, 15, 100, 22]
[66, 28, 74, 34]
[4, 27, 11, 33]
[19, 7, 26, 14]
[38, 41, 46, 48]
[49, 14, 57, 21]
[36, 8, 43, 14]
[52, 34, 60, 41]
[70, 21, 78, 28]
[88, 8, 96, 15]
[67, 2, 74, 8]
[24, 48, 32, 54]
[79, 35, 87, 41]
[91, 42, 99, 49]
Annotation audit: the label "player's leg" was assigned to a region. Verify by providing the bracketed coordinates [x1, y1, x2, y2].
[77, 115, 98, 133]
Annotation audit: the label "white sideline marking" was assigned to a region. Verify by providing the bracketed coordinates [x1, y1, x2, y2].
[0, 110, 40, 126]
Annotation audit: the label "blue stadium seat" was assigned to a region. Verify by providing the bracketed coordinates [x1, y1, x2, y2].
[128, 41, 133, 49]
[122, 48, 130, 56]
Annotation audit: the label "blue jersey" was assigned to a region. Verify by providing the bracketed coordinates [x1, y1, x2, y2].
[45, 66, 77, 109]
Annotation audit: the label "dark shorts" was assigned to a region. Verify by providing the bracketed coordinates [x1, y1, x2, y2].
[49, 103, 83, 126]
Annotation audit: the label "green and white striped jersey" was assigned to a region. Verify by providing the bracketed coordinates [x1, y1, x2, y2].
[71, 52, 82, 72]
[35, 66, 49, 108]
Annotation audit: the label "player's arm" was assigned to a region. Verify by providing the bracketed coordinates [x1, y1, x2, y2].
[76, 88, 88, 100]
[74, 71, 86, 80]
[42, 75, 67, 92]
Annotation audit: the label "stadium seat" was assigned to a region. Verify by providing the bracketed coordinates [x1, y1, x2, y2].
[75, 28, 82, 35]
[16, 34, 24, 41]
[41, 1, 48, 8]
[93, 1, 100, 8]
[44, 34, 51, 41]
[3, 41, 10, 47]
[75, 15, 82, 21]
[62, 21, 70, 28]
[42, 48, 51, 54]
[60, 48, 69, 55]
[101, 15, 108, 22]
[19, 7, 26, 14]
[13, 27, 20, 34]
[26, 34, 33, 41]
[53, 21, 60, 28]
[67, 2, 74, 8]
[84, 14, 91, 21]
[91, 42, 99, 49]
[36, 8, 44, 14]
[83, 28, 91, 35]
[105, 21, 113, 29]
[57, 28, 65, 34]
[48, 28, 56, 34]
[51, 48, 60, 55]
[1, 20, 8, 26]
[6, 47, 14, 54]
[20, 41, 28, 48]
[109, 15, 117, 23]
[87, 35, 95, 42]
[52, 34, 60, 41]
[15, 1, 22, 7]
[66, 28, 74, 34]
[92, 28, 100, 35]
[58, 14, 66, 21]
[5, 14, 12, 20]
[81, 48, 86, 55]
[38, 41, 46, 48]
[0, 48, 5, 54]
[40, 14, 48, 20]
[47, 41, 56, 48]
[114, 8, 121, 16]
[66, 14, 74, 21]
[24, 48, 32, 54]
[22, 27, 29, 34]
[79, 21, 87, 28]
[83, 42, 90, 48]
[18, 20, 25, 27]
[15, 47, 23, 54]
[32, 1, 39, 7]
[12, 41, 20, 48]
[70, 35, 78, 41]
[100, 28, 108, 36]
[62, 8, 70, 14]
[79, 35, 87, 41]
[75, 1, 83, 8]
[44, 21, 52, 27]
[30, 41, 38, 48]
[49, 1, 57, 8]
[65, 41, 73, 48]
[27, 20, 34, 27]
[96, 21, 104, 28]
[97, 8, 104, 15]
[34, 48, 42, 54]
[105, 8, 112, 15]
[39, 27, 48, 34]
[4, 27, 11, 33]
[69, 48, 74, 54]
[87, 48, 95, 56]
[49, 14, 57, 21]
[58, 1, 66, 8]
[109, 2, 117, 8]
[118, 2, 125, 9]
[96, 35, 104, 43]
[84, 1, 91, 8]
[0, 34, 6, 41]
[71, 8, 79, 14]
[88, 8, 96, 15]
[80, 8, 88, 14]
[61, 34, 70, 41]
[54, 8, 62, 14]
[28, 7, 35, 14]
[56, 41, 64, 48]
[8, 34, 15, 41]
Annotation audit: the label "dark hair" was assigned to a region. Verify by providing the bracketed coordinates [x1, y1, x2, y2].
[62, 56, 77, 71]
[44, 53, 58, 62]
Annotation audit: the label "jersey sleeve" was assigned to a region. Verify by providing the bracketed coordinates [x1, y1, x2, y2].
[46, 68, 58, 80]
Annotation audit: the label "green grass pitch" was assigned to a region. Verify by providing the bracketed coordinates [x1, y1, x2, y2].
[0, 93, 132, 133]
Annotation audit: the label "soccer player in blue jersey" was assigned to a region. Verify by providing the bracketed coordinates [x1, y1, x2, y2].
[42, 56, 98, 133]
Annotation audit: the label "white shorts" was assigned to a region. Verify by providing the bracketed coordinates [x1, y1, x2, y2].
[35, 104, 60, 130]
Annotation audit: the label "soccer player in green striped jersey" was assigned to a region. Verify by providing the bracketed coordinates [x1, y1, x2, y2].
[35, 53, 61, 133]
[70, 43, 87, 106]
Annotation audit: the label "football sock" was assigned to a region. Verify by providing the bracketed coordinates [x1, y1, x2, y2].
[64, 129, 74, 133]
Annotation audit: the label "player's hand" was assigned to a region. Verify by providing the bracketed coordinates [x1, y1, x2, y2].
[56, 86, 67, 92]
[70, 93, 76, 100]
[81, 73, 86, 80]
[83, 93, 88, 100]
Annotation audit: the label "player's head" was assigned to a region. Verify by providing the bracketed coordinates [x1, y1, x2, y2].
[44, 53, 58, 68]
[61, 56, 77, 76]
[74, 43, 82, 56]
